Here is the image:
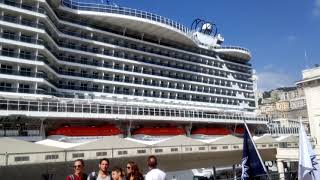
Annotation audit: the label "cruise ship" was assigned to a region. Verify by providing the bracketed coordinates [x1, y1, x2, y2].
[0, 0, 270, 142]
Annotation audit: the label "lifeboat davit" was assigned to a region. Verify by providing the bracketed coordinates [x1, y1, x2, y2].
[48, 125, 122, 136]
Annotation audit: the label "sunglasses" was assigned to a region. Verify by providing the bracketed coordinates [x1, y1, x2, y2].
[74, 165, 82, 168]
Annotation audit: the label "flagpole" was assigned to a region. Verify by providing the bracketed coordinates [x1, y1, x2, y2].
[243, 120, 272, 180]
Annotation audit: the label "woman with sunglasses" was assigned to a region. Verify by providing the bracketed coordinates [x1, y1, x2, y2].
[126, 161, 144, 180]
[66, 159, 88, 180]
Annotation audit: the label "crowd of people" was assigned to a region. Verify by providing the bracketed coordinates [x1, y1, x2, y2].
[66, 156, 166, 180]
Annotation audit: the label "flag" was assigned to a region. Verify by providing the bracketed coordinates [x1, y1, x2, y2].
[241, 123, 268, 180]
[298, 122, 320, 180]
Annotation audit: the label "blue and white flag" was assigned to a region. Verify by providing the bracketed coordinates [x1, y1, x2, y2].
[298, 122, 320, 180]
[241, 124, 268, 180]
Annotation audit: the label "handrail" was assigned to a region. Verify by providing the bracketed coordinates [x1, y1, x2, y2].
[61, 0, 190, 35]
[215, 46, 251, 53]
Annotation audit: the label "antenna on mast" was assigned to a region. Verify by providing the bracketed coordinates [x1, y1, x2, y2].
[304, 50, 309, 69]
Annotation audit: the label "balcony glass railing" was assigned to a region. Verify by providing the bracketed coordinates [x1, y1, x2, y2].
[0, 0, 45, 13]
[60, 0, 190, 35]
[0, 68, 47, 78]
[0, 99, 268, 122]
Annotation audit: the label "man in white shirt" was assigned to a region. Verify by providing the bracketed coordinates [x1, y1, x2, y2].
[145, 155, 166, 180]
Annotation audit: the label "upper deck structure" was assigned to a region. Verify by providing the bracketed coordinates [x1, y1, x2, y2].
[0, 0, 276, 141]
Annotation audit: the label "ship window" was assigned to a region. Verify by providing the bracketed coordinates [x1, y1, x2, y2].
[2, 48, 15, 57]
[171, 148, 178, 152]
[0, 82, 11, 89]
[96, 152, 108, 157]
[185, 147, 192, 152]
[198, 147, 206, 151]
[14, 156, 30, 162]
[20, 34, 32, 43]
[118, 150, 128, 155]
[233, 146, 239, 149]
[45, 154, 59, 160]
[155, 149, 163, 153]
[222, 146, 228, 149]
[137, 150, 146, 154]
[72, 153, 84, 158]
[3, 30, 15, 39]
[261, 145, 267, 148]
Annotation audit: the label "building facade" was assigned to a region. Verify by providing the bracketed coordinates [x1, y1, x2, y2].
[297, 66, 320, 148]
[259, 87, 308, 129]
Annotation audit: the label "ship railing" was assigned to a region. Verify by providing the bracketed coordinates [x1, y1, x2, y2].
[60, 0, 190, 35]
[214, 46, 251, 53]
[0, 0, 45, 13]
[269, 126, 300, 135]
[0, 99, 268, 123]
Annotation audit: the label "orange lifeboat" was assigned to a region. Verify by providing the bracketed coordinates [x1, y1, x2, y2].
[132, 127, 185, 136]
[191, 127, 230, 135]
[48, 125, 122, 136]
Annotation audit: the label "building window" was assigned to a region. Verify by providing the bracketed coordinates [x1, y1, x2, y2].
[137, 150, 146, 154]
[211, 146, 217, 150]
[155, 149, 163, 153]
[222, 146, 228, 149]
[96, 152, 108, 157]
[171, 148, 178, 152]
[14, 156, 30, 162]
[118, 151, 128, 155]
[45, 154, 59, 160]
[72, 153, 84, 158]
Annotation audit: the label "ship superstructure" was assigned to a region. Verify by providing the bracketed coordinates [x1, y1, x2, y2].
[0, 0, 268, 142]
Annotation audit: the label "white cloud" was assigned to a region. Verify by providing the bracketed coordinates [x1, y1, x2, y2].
[262, 64, 274, 70]
[256, 71, 295, 91]
[313, 0, 320, 16]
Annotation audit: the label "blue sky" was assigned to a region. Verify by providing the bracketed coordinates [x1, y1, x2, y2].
[81, 0, 320, 91]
